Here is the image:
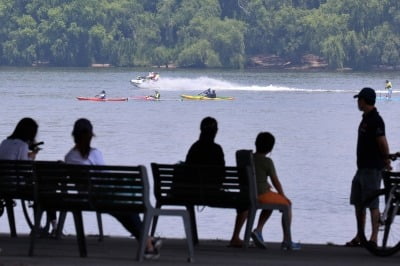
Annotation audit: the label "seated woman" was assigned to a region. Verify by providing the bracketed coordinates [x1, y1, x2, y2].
[64, 118, 161, 259]
[0, 117, 57, 236]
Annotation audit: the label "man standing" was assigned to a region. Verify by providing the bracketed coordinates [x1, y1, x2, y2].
[347, 87, 391, 247]
[385, 80, 392, 99]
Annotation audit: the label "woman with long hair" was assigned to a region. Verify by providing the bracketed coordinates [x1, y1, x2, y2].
[0, 117, 39, 160]
[0, 117, 57, 235]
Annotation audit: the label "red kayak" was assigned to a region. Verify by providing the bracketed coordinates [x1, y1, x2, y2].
[76, 97, 128, 102]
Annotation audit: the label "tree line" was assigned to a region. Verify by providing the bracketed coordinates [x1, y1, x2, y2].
[0, 0, 399, 70]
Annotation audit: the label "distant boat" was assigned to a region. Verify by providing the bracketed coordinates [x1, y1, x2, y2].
[76, 97, 128, 102]
[130, 72, 160, 88]
[180, 94, 234, 100]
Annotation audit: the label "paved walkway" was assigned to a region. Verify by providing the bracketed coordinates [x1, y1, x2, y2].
[0, 234, 399, 265]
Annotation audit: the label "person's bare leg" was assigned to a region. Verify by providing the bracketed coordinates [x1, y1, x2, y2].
[369, 208, 380, 243]
[353, 206, 366, 242]
[230, 211, 248, 246]
[282, 207, 292, 243]
[254, 209, 273, 232]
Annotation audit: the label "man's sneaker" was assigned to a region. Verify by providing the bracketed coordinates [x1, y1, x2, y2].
[251, 230, 267, 249]
[144, 248, 160, 260]
[281, 241, 301, 251]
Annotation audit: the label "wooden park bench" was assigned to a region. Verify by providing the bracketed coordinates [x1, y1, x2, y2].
[150, 162, 253, 246]
[150, 150, 290, 248]
[0, 160, 36, 237]
[0, 160, 103, 240]
[23, 162, 194, 262]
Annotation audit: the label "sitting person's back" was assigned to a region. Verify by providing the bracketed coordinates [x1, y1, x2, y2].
[185, 117, 225, 187]
[185, 117, 248, 248]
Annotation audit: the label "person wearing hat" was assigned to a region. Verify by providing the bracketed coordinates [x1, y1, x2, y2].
[346, 87, 391, 247]
[64, 118, 162, 259]
[385, 80, 392, 99]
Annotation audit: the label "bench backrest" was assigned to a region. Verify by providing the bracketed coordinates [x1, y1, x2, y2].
[0, 160, 35, 201]
[151, 163, 250, 208]
[34, 162, 150, 214]
[235, 150, 258, 206]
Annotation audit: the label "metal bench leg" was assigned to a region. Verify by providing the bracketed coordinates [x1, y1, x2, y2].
[72, 211, 87, 257]
[96, 212, 104, 242]
[137, 213, 152, 261]
[55, 211, 67, 239]
[187, 205, 199, 245]
[181, 211, 195, 262]
[6, 200, 17, 237]
[150, 202, 162, 236]
[244, 207, 256, 248]
[29, 209, 44, 256]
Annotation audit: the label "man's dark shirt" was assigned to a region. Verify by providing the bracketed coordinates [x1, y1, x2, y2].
[357, 108, 385, 169]
[183, 139, 225, 196]
[185, 139, 225, 166]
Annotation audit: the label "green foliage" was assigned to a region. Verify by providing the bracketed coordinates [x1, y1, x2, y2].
[0, 0, 399, 69]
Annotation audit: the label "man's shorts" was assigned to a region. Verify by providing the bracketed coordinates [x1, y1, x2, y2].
[350, 169, 382, 208]
[258, 191, 290, 205]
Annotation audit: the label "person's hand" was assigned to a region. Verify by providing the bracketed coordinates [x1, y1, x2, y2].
[384, 158, 392, 171]
[28, 150, 39, 160]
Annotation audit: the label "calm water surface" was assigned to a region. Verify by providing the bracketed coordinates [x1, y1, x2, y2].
[1, 67, 400, 244]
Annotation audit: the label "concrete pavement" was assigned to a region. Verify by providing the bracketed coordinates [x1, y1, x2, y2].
[0, 233, 399, 265]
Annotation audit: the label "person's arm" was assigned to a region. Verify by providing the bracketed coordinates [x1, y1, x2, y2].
[377, 135, 391, 170]
[270, 174, 285, 196]
[270, 173, 292, 204]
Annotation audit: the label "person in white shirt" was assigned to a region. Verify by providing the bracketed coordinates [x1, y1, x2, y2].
[65, 118, 161, 259]
[0, 117, 57, 236]
[0, 117, 39, 160]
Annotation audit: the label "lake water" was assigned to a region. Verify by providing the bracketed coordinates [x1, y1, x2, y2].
[1, 67, 400, 245]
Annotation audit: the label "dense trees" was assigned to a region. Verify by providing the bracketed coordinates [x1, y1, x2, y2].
[0, 0, 399, 69]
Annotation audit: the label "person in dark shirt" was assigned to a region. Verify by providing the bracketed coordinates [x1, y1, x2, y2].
[185, 117, 224, 165]
[347, 87, 391, 247]
[185, 117, 248, 247]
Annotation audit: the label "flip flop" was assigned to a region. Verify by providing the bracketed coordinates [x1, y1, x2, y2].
[345, 238, 361, 247]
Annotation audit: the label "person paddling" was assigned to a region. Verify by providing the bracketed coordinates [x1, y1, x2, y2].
[96, 90, 106, 99]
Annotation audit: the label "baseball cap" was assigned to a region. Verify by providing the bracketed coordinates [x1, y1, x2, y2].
[353, 87, 376, 105]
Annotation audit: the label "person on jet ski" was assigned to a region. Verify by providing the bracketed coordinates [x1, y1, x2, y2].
[147, 72, 159, 81]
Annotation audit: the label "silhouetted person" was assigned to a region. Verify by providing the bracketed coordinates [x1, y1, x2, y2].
[347, 87, 391, 247]
[385, 80, 392, 99]
[250, 132, 300, 250]
[185, 117, 248, 247]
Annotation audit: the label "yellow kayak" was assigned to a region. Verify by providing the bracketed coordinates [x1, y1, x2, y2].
[180, 94, 234, 100]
